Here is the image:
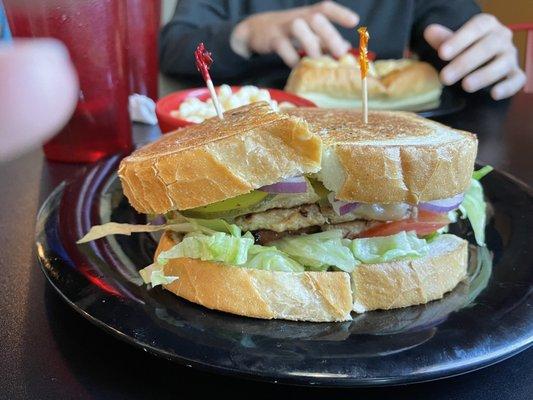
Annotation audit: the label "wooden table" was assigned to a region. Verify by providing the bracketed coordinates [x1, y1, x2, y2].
[0, 90, 531, 399]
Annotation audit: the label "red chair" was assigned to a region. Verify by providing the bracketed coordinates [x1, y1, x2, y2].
[509, 23, 533, 93]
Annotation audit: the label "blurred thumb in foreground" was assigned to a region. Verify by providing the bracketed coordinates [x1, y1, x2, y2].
[0, 38, 78, 161]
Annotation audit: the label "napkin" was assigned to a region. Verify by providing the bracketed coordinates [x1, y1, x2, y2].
[128, 94, 157, 125]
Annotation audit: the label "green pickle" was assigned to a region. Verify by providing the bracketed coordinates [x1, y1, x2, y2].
[181, 190, 269, 218]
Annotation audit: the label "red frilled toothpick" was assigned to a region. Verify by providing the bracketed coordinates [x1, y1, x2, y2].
[195, 43, 224, 119]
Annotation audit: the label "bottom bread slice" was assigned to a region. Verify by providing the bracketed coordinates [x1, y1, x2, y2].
[156, 232, 468, 322]
[351, 234, 468, 313]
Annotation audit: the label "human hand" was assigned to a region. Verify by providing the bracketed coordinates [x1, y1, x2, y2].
[0, 38, 78, 161]
[231, 1, 359, 67]
[424, 14, 526, 100]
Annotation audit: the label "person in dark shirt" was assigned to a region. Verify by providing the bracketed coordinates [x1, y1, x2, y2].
[160, 1, 525, 100]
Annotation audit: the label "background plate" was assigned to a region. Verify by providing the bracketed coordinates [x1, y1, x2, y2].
[35, 156, 533, 387]
[417, 87, 466, 118]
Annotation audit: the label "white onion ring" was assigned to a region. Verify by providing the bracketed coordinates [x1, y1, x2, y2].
[327, 192, 360, 216]
[259, 176, 308, 193]
[419, 193, 464, 213]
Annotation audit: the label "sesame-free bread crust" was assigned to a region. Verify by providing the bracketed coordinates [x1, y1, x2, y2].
[285, 108, 478, 204]
[157, 232, 353, 322]
[284, 57, 442, 110]
[351, 234, 468, 313]
[119, 102, 322, 214]
[156, 232, 468, 322]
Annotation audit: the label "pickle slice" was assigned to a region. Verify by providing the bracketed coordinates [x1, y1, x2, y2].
[181, 190, 269, 218]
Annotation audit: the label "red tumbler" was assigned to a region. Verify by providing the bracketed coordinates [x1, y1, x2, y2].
[4, 0, 132, 163]
[127, 0, 161, 100]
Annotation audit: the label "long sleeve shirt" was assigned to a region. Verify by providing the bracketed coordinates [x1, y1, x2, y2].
[160, 0, 480, 85]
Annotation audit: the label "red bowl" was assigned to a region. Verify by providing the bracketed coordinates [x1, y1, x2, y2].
[155, 86, 316, 133]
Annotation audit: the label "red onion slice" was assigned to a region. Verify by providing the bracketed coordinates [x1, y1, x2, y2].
[259, 176, 308, 193]
[327, 193, 360, 216]
[150, 215, 166, 225]
[419, 193, 464, 213]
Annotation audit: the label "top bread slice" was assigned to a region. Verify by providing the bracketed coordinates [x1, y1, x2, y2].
[284, 56, 442, 102]
[119, 102, 477, 215]
[284, 108, 477, 204]
[119, 102, 322, 214]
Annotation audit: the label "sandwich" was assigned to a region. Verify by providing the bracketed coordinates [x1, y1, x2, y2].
[79, 102, 491, 322]
[284, 53, 442, 111]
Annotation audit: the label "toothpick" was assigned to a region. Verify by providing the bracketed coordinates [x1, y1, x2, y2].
[195, 43, 224, 119]
[362, 77, 368, 124]
[205, 79, 224, 120]
[357, 27, 370, 124]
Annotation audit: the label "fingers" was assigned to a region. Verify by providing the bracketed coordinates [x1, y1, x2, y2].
[491, 69, 527, 100]
[423, 24, 454, 50]
[462, 51, 515, 92]
[429, 13, 526, 98]
[272, 35, 300, 67]
[439, 13, 500, 60]
[0, 39, 79, 161]
[311, 1, 359, 28]
[309, 13, 350, 57]
[291, 18, 322, 58]
[440, 31, 508, 85]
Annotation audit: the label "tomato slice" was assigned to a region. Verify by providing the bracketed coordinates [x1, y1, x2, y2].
[359, 210, 450, 238]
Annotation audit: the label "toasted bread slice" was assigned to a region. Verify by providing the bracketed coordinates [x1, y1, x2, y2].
[156, 231, 468, 322]
[157, 232, 353, 322]
[285, 108, 477, 204]
[284, 56, 442, 110]
[119, 102, 322, 214]
[121, 105, 477, 213]
[351, 234, 468, 313]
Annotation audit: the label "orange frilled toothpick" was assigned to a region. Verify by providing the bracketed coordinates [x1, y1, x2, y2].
[357, 27, 370, 124]
[195, 43, 224, 119]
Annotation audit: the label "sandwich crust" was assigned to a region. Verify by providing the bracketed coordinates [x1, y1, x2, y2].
[156, 232, 468, 322]
[351, 234, 468, 312]
[119, 102, 322, 214]
[284, 57, 442, 110]
[284, 56, 387, 98]
[285, 108, 478, 204]
[157, 232, 353, 322]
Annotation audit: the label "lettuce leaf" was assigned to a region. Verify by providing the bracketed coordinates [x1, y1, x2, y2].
[472, 165, 493, 181]
[350, 231, 429, 263]
[139, 263, 178, 287]
[157, 232, 254, 266]
[243, 245, 305, 272]
[272, 230, 358, 272]
[77, 217, 243, 244]
[154, 231, 303, 272]
[459, 178, 487, 246]
[458, 167, 492, 246]
[186, 217, 241, 237]
[77, 222, 201, 244]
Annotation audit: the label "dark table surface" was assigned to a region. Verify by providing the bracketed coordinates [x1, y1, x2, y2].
[0, 91, 532, 399]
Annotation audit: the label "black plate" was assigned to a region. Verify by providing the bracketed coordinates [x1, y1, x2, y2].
[35, 156, 533, 387]
[417, 87, 466, 118]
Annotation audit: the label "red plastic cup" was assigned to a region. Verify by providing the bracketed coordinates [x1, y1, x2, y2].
[127, 0, 160, 100]
[4, 0, 132, 163]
